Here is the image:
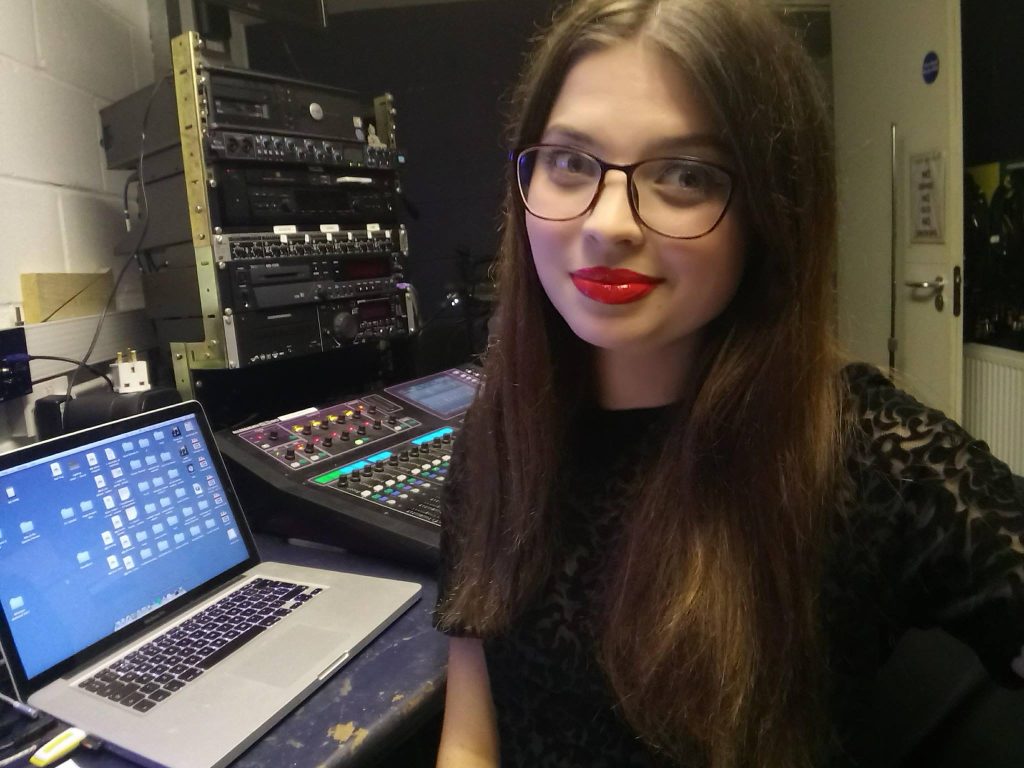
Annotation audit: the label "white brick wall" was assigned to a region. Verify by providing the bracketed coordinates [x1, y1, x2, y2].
[0, 0, 154, 321]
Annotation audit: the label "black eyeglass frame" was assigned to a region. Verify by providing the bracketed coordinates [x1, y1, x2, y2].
[511, 143, 738, 240]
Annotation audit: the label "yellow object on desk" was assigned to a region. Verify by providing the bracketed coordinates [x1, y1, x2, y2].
[29, 727, 86, 766]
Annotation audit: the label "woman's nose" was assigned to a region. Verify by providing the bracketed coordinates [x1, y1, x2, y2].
[581, 170, 644, 245]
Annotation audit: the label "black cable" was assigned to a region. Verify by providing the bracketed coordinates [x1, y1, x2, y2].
[64, 75, 167, 402]
[28, 356, 114, 390]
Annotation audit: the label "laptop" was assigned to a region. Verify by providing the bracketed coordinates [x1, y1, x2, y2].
[0, 400, 421, 768]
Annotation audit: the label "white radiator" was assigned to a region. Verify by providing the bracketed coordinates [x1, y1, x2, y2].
[963, 343, 1024, 476]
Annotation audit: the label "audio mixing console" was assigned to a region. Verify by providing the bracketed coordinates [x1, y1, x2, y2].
[216, 366, 481, 566]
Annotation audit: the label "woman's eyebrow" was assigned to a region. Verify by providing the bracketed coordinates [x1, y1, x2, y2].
[540, 124, 727, 157]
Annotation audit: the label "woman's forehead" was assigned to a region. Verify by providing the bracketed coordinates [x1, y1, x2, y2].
[544, 38, 719, 160]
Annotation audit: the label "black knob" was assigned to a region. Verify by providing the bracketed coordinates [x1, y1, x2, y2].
[357, 425, 367, 435]
[319, 421, 330, 431]
[268, 429, 279, 440]
[323, 436, 333, 447]
[304, 442, 315, 454]
[369, 405, 378, 414]
[302, 424, 312, 435]
[388, 456, 399, 466]
[442, 433, 452, 443]
[285, 447, 296, 461]
[410, 447, 419, 457]
[373, 419, 382, 430]
[341, 432, 350, 441]
[336, 476, 348, 487]
[336, 413, 347, 423]
[399, 451, 409, 460]
[374, 461, 385, 471]
[421, 444, 430, 454]
[387, 416, 398, 426]
[361, 467, 373, 477]
[331, 312, 359, 343]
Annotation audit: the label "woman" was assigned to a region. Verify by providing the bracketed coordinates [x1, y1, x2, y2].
[433, 1, 1024, 766]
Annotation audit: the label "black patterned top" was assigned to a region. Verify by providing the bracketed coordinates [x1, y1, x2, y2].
[434, 364, 1024, 767]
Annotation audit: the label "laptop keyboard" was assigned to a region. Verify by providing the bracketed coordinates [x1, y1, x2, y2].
[77, 577, 322, 713]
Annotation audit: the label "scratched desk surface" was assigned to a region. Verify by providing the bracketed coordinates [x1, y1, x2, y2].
[28, 534, 446, 768]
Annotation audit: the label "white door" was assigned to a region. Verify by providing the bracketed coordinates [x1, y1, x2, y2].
[832, 0, 964, 418]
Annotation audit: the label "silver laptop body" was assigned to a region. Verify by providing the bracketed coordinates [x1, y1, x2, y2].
[0, 401, 421, 768]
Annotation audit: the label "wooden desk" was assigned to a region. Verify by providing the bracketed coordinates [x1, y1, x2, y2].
[17, 534, 447, 768]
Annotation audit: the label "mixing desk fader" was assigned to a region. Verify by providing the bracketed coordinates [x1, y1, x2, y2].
[216, 366, 481, 566]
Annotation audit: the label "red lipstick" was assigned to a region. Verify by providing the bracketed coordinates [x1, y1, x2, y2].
[569, 267, 663, 304]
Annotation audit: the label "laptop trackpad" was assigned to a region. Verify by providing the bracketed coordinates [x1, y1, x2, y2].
[236, 625, 348, 688]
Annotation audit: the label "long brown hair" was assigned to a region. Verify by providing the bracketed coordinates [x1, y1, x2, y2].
[436, 1, 846, 766]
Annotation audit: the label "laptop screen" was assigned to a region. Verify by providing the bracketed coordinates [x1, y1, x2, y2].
[0, 410, 249, 681]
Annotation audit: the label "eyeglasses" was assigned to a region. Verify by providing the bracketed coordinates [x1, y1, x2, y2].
[513, 144, 735, 239]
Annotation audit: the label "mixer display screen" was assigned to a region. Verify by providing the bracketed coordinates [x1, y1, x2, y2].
[386, 370, 478, 419]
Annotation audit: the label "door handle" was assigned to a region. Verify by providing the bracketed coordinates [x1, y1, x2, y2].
[904, 276, 944, 290]
[904, 276, 945, 311]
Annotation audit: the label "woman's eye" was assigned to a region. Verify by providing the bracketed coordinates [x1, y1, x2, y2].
[549, 151, 589, 174]
[663, 164, 711, 189]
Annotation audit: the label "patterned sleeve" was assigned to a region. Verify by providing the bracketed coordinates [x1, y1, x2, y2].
[845, 363, 1024, 688]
